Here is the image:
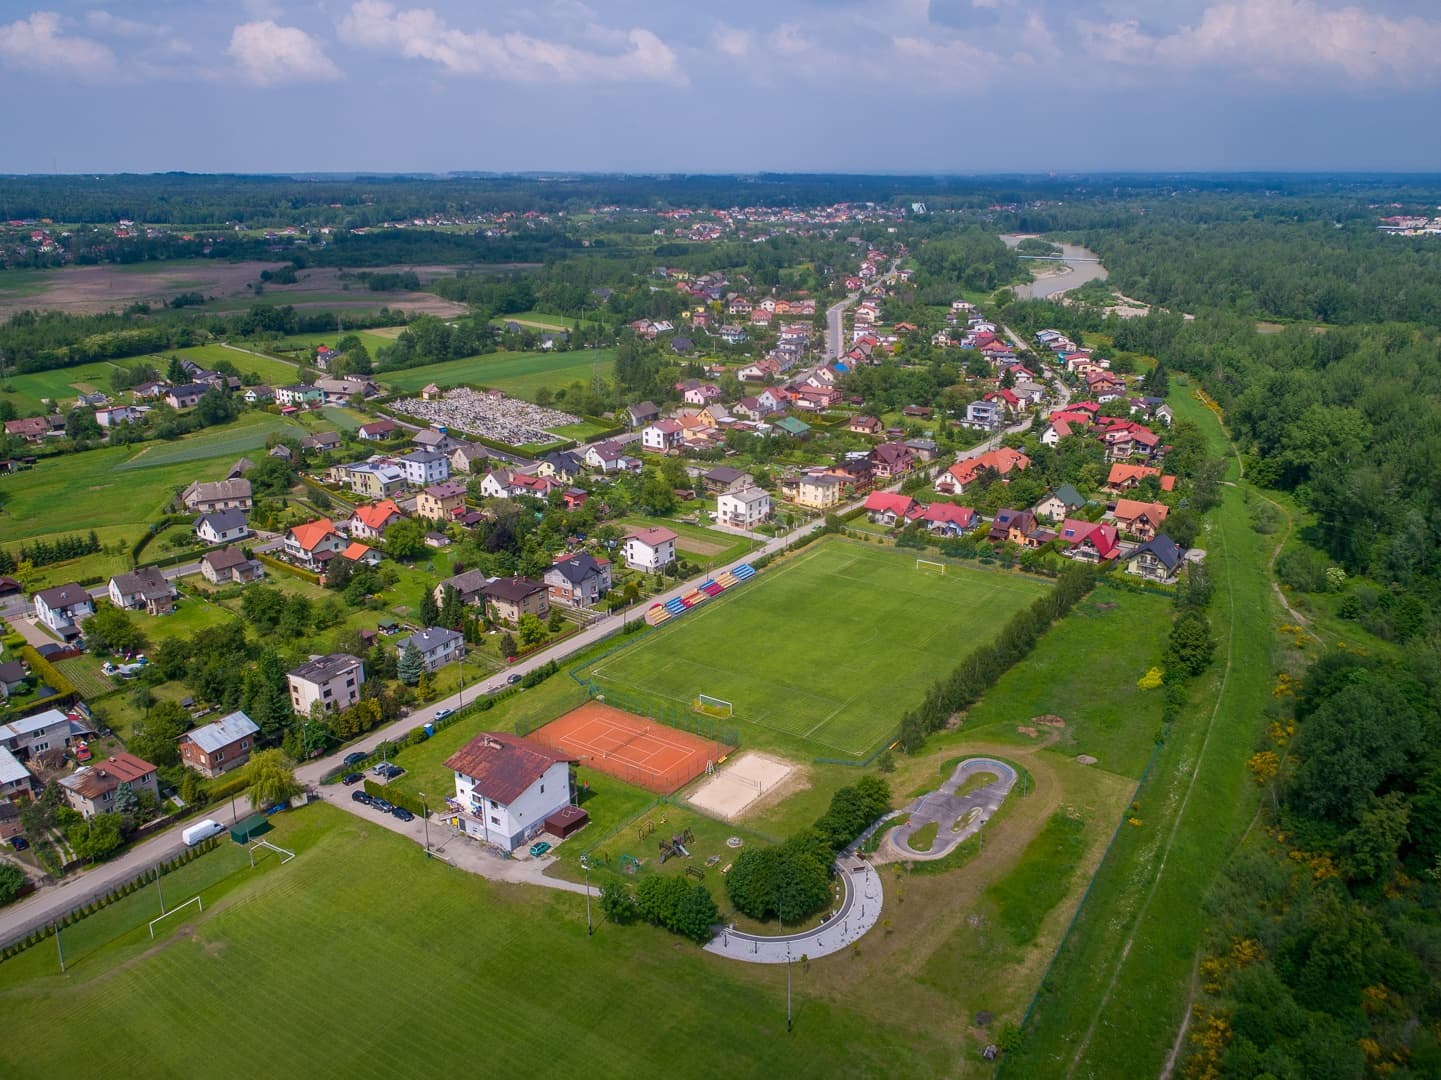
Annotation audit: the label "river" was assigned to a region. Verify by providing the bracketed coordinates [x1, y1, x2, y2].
[1001, 234, 1108, 301]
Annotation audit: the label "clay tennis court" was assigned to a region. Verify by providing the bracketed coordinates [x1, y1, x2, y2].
[530, 701, 729, 795]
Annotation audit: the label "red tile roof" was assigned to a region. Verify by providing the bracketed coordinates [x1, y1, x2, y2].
[445, 733, 572, 805]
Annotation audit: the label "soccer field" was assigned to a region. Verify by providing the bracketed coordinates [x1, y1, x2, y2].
[585, 539, 1052, 758]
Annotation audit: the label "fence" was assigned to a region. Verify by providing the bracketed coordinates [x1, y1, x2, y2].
[528, 680, 739, 750]
[0, 836, 223, 958]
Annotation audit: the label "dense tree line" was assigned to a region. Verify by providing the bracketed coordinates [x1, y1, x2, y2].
[0, 530, 99, 571]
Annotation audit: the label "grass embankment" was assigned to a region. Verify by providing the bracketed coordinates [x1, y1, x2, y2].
[1005, 389, 1279, 1077]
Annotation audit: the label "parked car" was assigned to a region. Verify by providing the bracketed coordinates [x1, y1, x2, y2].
[529, 841, 551, 857]
[8, 836, 29, 851]
[433, 708, 453, 721]
[391, 807, 414, 822]
[341, 772, 363, 786]
[372, 799, 395, 814]
[376, 764, 404, 780]
[351, 790, 373, 805]
[343, 751, 367, 766]
[506, 673, 523, 685]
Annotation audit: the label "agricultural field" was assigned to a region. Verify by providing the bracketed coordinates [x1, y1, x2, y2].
[581, 539, 1052, 758]
[0, 359, 138, 414]
[0, 412, 312, 544]
[494, 309, 579, 331]
[378, 348, 613, 402]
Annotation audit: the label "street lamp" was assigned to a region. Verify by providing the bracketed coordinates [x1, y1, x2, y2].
[583, 857, 593, 936]
[419, 792, 431, 855]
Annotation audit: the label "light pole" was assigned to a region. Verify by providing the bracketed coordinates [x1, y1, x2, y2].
[419, 792, 431, 855]
[155, 861, 165, 914]
[777, 901, 792, 1032]
[583, 858, 593, 936]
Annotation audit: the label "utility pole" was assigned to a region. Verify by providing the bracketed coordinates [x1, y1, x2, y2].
[419, 792, 431, 855]
[55, 920, 65, 973]
[584, 858, 593, 936]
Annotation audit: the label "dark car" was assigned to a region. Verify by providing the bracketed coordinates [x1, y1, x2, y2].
[506, 673, 523, 685]
[343, 751, 367, 767]
[372, 799, 395, 814]
[351, 790, 373, 805]
[341, 772, 363, 786]
[8, 836, 29, 851]
[391, 807, 415, 822]
[376, 764, 404, 781]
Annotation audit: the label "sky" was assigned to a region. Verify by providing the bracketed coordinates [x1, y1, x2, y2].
[1, 0, 1439, 174]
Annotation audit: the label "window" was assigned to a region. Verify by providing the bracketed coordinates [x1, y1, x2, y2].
[539, 784, 544, 794]
[490, 815, 500, 826]
[239, 740, 248, 750]
[214, 750, 224, 762]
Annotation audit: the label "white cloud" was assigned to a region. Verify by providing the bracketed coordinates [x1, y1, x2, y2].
[712, 25, 752, 58]
[1084, 0, 1441, 83]
[0, 11, 117, 79]
[85, 11, 169, 38]
[228, 20, 342, 87]
[337, 0, 684, 84]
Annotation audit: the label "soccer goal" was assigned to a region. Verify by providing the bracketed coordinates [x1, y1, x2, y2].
[916, 559, 946, 575]
[693, 694, 734, 719]
[149, 895, 202, 939]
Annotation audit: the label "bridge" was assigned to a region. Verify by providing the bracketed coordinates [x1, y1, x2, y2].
[1016, 254, 1103, 263]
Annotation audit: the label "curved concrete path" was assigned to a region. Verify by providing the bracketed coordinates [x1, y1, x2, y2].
[704, 855, 884, 965]
[877, 757, 1017, 863]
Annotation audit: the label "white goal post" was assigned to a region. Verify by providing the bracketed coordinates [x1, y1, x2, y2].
[915, 559, 946, 574]
[149, 895, 202, 938]
[693, 694, 734, 719]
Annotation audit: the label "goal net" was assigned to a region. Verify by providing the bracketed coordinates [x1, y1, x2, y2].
[916, 559, 946, 575]
[693, 694, 734, 719]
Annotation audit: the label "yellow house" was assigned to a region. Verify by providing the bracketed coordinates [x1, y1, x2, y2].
[795, 474, 842, 510]
[416, 481, 467, 522]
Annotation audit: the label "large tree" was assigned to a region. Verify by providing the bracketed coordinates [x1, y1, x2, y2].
[243, 749, 301, 810]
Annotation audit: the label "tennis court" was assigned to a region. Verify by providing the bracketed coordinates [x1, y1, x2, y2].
[529, 701, 729, 795]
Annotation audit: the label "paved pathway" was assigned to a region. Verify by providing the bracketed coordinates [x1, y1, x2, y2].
[877, 757, 1017, 863]
[704, 855, 884, 964]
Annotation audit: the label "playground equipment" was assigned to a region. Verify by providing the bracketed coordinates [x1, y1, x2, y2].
[685, 865, 705, 881]
[620, 854, 641, 875]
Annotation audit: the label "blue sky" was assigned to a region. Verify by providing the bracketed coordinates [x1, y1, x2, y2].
[1, 0, 1439, 173]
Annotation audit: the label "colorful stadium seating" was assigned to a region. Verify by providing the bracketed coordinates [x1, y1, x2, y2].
[642, 561, 761, 630]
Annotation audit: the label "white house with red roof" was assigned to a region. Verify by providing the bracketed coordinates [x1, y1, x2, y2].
[446, 732, 575, 852]
[641, 420, 684, 453]
[622, 526, 678, 571]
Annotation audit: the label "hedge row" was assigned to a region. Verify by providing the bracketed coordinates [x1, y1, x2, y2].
[0, 837, 221, 963]
[253, 551, 320, 583]
[898, 564, 1100, 752]
[130, 514, 192, 565]
[362, 778, 428, 817]
[19, 645, 77, 703]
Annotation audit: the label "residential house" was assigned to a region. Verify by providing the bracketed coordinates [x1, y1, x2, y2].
[871, 441, 916, 480]
[300, 431, 342, 455]
[358, 419, 400, 441]
[794, 473, 841, 510]
[482, 577, 550, 625]
[1113, 499, 1170, 541]
[445, 732, 574, 853]
[626, 402, 661, 429]
[449, 442, 491, 474]
[848, 416, 882, 436]
[3, 416, 50, 443]
[315, 376, 377, 404]
[275, 384, 324, 408]
[641, 420, 684, 453]
[863, 491, 920, 527]
[284, 518, 346, 570]
[242, 386, 274, 405]
[772, 417, 811, 439]
[988, 509, 1026, 544]
[200, 547, 264, 585]
[348, 499, 405, 539]
[534, 452, 583, 484]
[287, 653, 365, 715]
[936, 448, 1031, 496]
[716, 487, 771, 529]
[181, 479, 253, 513]
[1127, 535, 1186, 582]
[905, 438, 940, 463]
[396, 627, 465, 672]
[94, 405, 141, 428]
[33, 583, 94, 638]
[194, 509, 251, 546]
[412, 429, 460, 455]
[400, 451, 451, 486]
[478, 469, 517, 499]
[178, 711, 260, 779]
[622, 526, 678, 572]
[1105, 463, 1175, 493]
[1034, 484, 1086, 523]
[107, 567, 177, 616]
[921, 503, 978, 537]
[0, 661, 28, 702]
[678, 381, 721, 407]
[0, 746, 35, 803]
[701, 466, 752, 494]
[583, 441, 634, 474]
[165, 384, 208, 409]
[340, 542, 382, 568]
[416, 482, 467, 522]
[0, 708, 73, 761]
[59, 753, 160, 818]
[545, 553, 612, 609]
[1071, 523, 1120, 563]
[433, 569, 490, 607]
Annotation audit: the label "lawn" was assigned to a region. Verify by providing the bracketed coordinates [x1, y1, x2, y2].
[582, 538, 1052, 758]
[952, 585, 1174, 780]
[378, 348, 613, 402]
[114, 412, 310, 470]
[0, 804, 960, 1077]
[1, 359, 132, 414]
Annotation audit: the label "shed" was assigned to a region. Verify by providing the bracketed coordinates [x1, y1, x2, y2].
[230, 813, 271, 844]
[544, 805, 590, 839]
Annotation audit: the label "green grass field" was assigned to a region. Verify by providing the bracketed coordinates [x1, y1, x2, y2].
[619, 516, 754, 567]
[955, 585, 1174, 780]
[378, 348, 613, 401]
[113, 412, 307, 470]
[0, 805, 959, 1077]
[583, 539, 1051, 758]
[0, 359, 134, 414]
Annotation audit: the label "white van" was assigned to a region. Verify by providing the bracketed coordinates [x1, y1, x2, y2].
[182, 819, 226, 846]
